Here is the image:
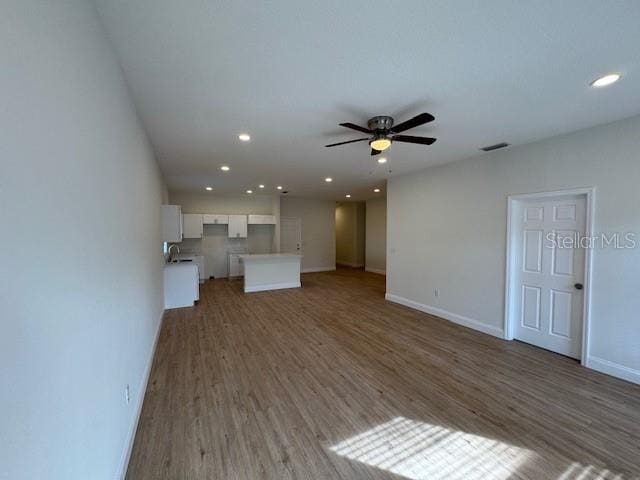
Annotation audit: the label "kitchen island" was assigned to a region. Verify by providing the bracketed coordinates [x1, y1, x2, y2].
[239, 254, 302, 293]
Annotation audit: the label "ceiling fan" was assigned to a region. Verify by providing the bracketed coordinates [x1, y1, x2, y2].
[325, 113, 436, 156]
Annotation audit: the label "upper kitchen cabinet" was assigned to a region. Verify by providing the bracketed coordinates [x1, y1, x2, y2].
[228, 215, 248, 238]
[182, 214, 203, 238]
[248, 214, 276, 225]
[162, 205, 183, 243]
[202, 214, 229, 225]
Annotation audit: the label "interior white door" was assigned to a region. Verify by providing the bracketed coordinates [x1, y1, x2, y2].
[512, 194, 586, 359]
[280, 217, 301, 254]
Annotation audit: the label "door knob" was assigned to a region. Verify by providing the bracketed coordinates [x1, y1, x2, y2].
[574, 283, 583, 290]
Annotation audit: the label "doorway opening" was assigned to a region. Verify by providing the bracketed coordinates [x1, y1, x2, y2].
[335, 202, 366, 269]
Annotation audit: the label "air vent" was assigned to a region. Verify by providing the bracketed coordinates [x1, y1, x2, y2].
[480, 142, 510, 152]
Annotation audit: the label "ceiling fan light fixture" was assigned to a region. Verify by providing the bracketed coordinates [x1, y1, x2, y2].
[370, 137, 391, 152]
[328, 113, 436, 152]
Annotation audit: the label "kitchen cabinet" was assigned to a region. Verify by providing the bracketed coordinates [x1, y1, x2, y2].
[248, 214, 276, 225]
[178, 254, 206, 282]
[182, 214, 203, 238]
[228, 215, 248, 238]
[164, 263, 199, 309]
[162, 205, 182, 243]
[202, 214, 229, 225]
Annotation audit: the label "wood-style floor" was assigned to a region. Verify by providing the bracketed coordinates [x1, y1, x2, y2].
[126, 268, 640, 480]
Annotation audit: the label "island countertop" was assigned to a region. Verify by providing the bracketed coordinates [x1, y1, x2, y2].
[239, 253, 302, 261]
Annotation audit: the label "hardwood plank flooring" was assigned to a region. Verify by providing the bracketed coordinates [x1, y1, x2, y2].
[126, 268, 640, 479]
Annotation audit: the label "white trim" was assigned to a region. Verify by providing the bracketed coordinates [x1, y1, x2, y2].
[244, 281, 301, 293]
[385, 293, 504, 338]
[336, 261, 365, 268]
[118, 310, 165, 479]
[586, 356, 640, 385]
[504, 187, 595, 367]
[365, 267, 386, 275]
[302, 266, 336, 273]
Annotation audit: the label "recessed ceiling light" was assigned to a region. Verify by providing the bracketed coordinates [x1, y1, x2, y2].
[258, 184, 265, 189]
[325, 177, 332, 183]
[220, 165, 230, 171]
[345, 194, 351, 198]
[276, 185, 283, 190]
[377, 157, 387, 164]
[205, 187, 212, 191]
[591, 73, 621, 88]
[374, 188, 380, 193]
[238, 133, 251, 141]
[246, 189, 253, 194]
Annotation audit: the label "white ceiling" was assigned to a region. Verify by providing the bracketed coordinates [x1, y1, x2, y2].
[96, 0, 640, 200]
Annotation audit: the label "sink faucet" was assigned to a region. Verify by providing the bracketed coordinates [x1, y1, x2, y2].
[167, 244, 180, 262]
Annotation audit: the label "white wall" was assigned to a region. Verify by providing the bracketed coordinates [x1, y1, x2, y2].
[366, 197, 387, 274]
[387, 114, 640, 384]
[169, 191, 276, 215]
[0, 1, 165, 479]
[169, 192, 279, 278]
[281, 197, 336, 272]
[336, 202, 366, 267]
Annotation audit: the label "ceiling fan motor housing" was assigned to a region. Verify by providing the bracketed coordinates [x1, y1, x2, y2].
[367, 116, 394, 132]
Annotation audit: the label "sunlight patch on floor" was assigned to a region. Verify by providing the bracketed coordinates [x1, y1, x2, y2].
[330, 416, 533, 480]
[558, 462, 625, 480]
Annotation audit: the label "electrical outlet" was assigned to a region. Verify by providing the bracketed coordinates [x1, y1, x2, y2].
[434, 289, 440, 297]
[125, 384, 131, 405]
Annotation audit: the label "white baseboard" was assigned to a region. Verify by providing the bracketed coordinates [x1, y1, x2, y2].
[302, 266, 336, 273]
[336, 261, 365, 268]
[385, 293, 504, 339]
[586, 356, 640, 385]
[118, 310, 165, 479]
[365, 267, 386, 275]
[245, 281, 301, 293]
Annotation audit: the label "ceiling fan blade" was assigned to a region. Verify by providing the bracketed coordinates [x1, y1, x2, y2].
[371, 148, 382, 156]
[391, 113, 435, 133]
[392, 135, 437, 145]
[340, 122, 372, 134]
[325, 138, 370, 147]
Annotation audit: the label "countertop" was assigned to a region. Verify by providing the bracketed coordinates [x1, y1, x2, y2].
[165, 261, 198, 269]
[239, 253, 302, 261]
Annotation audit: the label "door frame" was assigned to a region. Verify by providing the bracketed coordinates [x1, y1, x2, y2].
[280, 216, 302, 254]
[503, 187, 595, 365]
